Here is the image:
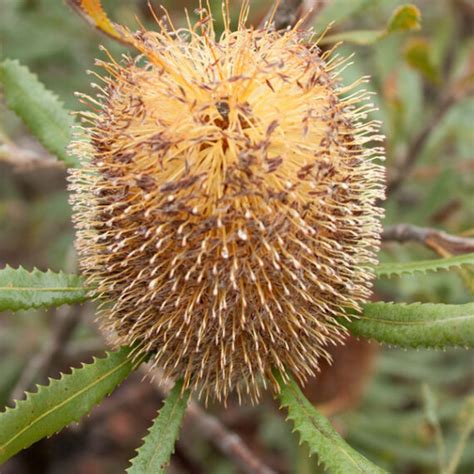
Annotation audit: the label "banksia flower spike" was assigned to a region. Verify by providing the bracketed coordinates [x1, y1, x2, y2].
[69, 2, 385, 403]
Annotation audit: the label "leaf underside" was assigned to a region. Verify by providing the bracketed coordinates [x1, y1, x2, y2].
[0, 347, 142, 465]
[0, 58, 77, 167]
[376, 252, 474, 278]
[127, 379, 190, 474]
[275, 371, 387, 474]
[0, 266, 88, 312]
[346, 302, 474, 349]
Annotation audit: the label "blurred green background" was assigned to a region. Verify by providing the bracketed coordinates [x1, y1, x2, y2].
[1, 0, 473, 473]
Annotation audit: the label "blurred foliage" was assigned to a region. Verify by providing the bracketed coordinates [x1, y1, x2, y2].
[0, 0, 473, 473]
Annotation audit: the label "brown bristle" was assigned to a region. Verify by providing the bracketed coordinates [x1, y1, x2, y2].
[68, 4, 386, 404]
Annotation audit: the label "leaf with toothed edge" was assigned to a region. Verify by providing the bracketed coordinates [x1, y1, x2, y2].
[274, 371, 386, 474]
[345, 302, 474, 349]
[0, 59, 77, 167]
[0, 347, 143, 465]
[375, 252, 474, 278]
[127, 379, 190, 474]
[0, 266, 89, 312]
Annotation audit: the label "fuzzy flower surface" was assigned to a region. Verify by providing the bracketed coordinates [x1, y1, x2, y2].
[69, 6, 385, 402]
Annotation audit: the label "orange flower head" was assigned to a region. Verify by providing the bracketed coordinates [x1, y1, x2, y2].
[69, 4, 385, 403]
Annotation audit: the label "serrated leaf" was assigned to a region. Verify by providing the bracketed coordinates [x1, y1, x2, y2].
[0, 266, 88, 312]
[426, 245, 474, 296]
[0, 346, 142, 464]
[0, 59, 77, 167]
[375, 252, 474, 278]
[127, 379, 190, 474]
[275, 371, 386, 474]
[345, 302, 474, 349]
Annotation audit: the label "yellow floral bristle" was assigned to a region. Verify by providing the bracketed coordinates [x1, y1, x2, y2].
[68, 4, 385, 403]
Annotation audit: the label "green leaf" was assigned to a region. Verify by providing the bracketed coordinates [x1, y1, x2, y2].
[387, 5, 421, 33]
[421, 384, 445, 470]
[0, 266, 88, 312]
[404, 38, 441, 84]
[457, 265, 474, 295]
[445, 397, 474, 474]
[275, 371, 386, 474]
[321, 4, 421, 45]
[0, 347, 142, 464]
[322, 30, 381, 45]
[0, 59, 77, 167]
[127, 379, 190, 474]
[379, 250, 474, 279]
[345, 302, 474, 349]
[376, 252, 474, 278]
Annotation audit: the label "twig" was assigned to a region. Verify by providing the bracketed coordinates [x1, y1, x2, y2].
[387, 50, 474, 195]
[386, 92, 458, 195]
[411, 160, 474, 180]
[382, 224, 474, 255]
[10, 305, 83, 401]
[174, 442, 206, 474]
[88, 379, 152, 424]
[0, 143, 62, 171]
[184, 402, 276, 474]
[260, 0, 327, 31]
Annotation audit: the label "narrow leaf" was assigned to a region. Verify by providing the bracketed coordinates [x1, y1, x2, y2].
[445, 397, 474, 474]
[0, 266, 88, 312]
[275, 371, 386, 474]
[127, 379, 190, 474]
[0, 59, 77, 167]
[345, 302, 474, 349]
[426, 246, 474, 295]
[421, 384, 445, 471]
[457, 266, 474, 295]
[322, 29, 381, 45]
[375, 252, 474, 278]
[0, 347, 142, 464]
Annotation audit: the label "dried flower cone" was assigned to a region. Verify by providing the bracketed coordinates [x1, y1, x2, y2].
[69, 7, 385, 403]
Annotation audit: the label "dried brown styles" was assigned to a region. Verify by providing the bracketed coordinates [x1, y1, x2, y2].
[69, 6, 386, 403]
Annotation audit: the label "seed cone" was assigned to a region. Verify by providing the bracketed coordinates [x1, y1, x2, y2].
[69, 6, 385, 403]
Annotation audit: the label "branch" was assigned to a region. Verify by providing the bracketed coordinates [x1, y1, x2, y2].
[10, 305, 83, 401]
[382, 224, 474, 255]
[184, 402, 276, 474]
[386, 92, 457, 195]
[0, 143, 62, 171]
[387, 54, 474, 195]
